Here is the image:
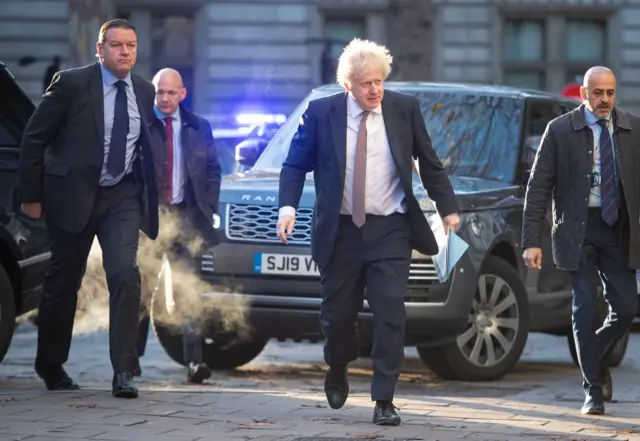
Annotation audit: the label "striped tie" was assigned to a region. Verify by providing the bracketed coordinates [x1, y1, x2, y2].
[596, 119, 618, 226]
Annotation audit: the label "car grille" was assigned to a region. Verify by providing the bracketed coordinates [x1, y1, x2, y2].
[407, 259, 439, 287]
[220, 204, 440, 285]
[226, 204, 313, 245]
[200, 254, 439, 284]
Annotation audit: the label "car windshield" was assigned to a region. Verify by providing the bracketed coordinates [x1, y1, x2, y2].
[253, 87, 524, 183]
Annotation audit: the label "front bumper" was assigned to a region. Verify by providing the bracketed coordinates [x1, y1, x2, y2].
[197, 241, 478, 346]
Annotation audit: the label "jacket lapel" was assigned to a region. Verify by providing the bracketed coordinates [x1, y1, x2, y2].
[131, 75, 152, 148]
[381, 94, 404, 172]
[88, 63, 105, 147]
[330, 93, 348, 186]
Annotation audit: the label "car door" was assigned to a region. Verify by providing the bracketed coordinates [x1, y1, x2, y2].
[0, 65, 51, 298]
[519, 98, 574, 329]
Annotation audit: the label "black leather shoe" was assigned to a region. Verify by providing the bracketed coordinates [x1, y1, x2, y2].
[581, 393, 605, 415]
[373, 401, 401, 426]
[35, 364, 80, 391]
[133, 359, 142, 377]
[599, 363, 612, 402]
[187, 362, 211, 384]
[112, 372, 138, 399]
[324, 365, 349, 409]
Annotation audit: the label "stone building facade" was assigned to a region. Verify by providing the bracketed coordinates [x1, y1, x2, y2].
[1, 0, 639, 115]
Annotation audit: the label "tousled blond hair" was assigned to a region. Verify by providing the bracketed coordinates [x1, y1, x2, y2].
[336, 38, 393, 86]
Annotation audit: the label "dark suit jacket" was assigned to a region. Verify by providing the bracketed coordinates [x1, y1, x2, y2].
[278, 90, 459, 266]
[149, 105, 221, 246]
[17, 62, 159, 239]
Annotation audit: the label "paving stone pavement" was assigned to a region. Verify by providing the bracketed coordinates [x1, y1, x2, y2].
[1, 325, 640, 441]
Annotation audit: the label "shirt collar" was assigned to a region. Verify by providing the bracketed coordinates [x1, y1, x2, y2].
[583, 105, 611, 127]
[347, 94, 382, 118]
[154, 106, 181, 123]
[99, 63, 133, 89]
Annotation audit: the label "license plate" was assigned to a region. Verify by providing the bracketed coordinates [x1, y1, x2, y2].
[253, 253, 319, 276]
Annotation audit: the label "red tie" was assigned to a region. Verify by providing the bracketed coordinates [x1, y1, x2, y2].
[164, 116, 173, 203]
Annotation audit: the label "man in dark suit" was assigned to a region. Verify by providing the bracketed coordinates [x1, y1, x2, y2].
[134, 68, 221, 384]
[523, 66, 640, 415]
[17, 19, 159, 399]
[277, 38, 460, 426]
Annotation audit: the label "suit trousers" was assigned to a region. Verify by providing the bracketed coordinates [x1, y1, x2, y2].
[135, 202, 203, 364]
[569, 208, 637, 398]
[36, 173, 142, 373]
[319, 213, 411, 402]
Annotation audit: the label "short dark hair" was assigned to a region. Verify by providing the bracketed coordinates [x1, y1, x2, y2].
[99, 19, 136, 44]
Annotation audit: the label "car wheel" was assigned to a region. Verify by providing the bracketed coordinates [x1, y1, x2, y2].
[0, 263, 17, 363]
[150, 288, 267, 370]
[417, 256, 530, 381]
[567, 328, 629, 368]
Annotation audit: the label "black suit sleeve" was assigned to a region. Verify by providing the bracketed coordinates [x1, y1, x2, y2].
[202, 119, 222, 214]
[18, 71, 70, 202]
[522, 122, 557, 249]
[278, 102, 317, 209]
[410, 97, 459, 217]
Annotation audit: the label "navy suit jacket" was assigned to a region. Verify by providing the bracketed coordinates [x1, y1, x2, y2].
[278, 90, 459, 266]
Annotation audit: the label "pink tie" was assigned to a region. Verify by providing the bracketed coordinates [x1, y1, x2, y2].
[352, 111, 369, 228]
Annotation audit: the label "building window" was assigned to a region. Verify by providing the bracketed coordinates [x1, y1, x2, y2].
[150, 13, 196, 109]
[502, 17, 607, 92]
[320, 17, 366, 84]
[324, 18, 366, 59]
[565, 19, 607, 85]
[502, 20, 545, 89]
[566, 20, 606, 63]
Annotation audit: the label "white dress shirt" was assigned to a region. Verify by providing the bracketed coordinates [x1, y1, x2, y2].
[155, 106, 185, 204]
[279, 95, 406, 219]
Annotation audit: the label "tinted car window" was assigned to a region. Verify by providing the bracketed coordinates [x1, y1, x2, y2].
[523, 100, 562, 171]
[254, 89, 524, 183]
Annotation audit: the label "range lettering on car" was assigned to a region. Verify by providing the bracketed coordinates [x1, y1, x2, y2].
[241, 194, 276, 202]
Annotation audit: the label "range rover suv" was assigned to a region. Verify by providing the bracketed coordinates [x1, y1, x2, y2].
[0, 61, 50, 362]
[152, 82, 632, 381]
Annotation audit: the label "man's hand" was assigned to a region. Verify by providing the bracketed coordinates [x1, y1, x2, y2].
[442, 213, 460, 233]
[21, 202, 42, 219]
[277, 215, 295, 244]
[523, 247, 542, 270]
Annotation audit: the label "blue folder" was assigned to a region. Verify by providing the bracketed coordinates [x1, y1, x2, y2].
[431, 224, 470, 283]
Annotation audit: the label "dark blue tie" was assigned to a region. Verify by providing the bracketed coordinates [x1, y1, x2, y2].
[107, 80, 129, 177]
[596, 119, 618, 226]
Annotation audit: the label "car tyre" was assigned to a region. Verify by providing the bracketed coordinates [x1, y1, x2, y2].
[150, 288, 268, 370]
[0, 263, 17, 363]
[417, 256, 530, 381]
[567, 328, 629, 368]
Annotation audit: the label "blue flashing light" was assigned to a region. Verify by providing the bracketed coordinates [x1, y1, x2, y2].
[236, 113, 286, 125]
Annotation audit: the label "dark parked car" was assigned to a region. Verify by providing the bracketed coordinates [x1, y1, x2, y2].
[151, 82, 633, 381]
[0, 61, 50, 362]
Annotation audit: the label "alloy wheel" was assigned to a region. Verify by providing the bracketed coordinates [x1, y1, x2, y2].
[456, 274, 520, 368]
